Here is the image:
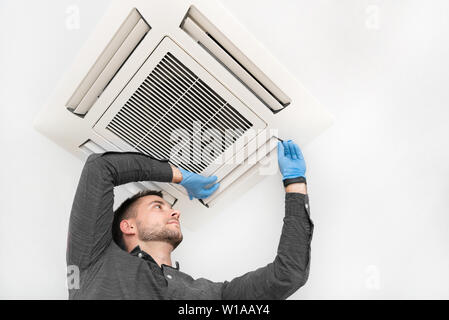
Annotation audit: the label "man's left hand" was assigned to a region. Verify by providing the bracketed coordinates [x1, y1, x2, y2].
[178, 168, 220, 200]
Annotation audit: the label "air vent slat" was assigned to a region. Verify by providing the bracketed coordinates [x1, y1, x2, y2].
[126, 99, 160, 129]
[150, 108, 219, 167]
[144, 75, 180, 106]
[136, 83, 173, 114]
[115, 106, 150, 136]
[118, 106, 152, 135]
[111, 114, 146, 142]
[106, 52, 253, 174]
[220, 105, 251, 131]
[108, 121, 141, 146]
[194, 80, 226, 107]
[111, 108, 147, 137]
[152, 69, 186, 99]
[158, 61, 193, 91]
[225, 102, 253, 128]
[144, 78, 225, 150]
[161, 59, 195, 89]
[132, 90, 170, 122]
[166, 53, 197, 81]
[187, 84, 223, 114]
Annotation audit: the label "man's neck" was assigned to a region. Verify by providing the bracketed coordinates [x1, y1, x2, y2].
[138, 241, 173, 268]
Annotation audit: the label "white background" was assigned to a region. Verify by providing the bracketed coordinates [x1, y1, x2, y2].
[1, 0, 448, 299]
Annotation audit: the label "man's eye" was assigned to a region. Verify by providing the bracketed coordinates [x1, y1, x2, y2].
[155, 205, 161, 209]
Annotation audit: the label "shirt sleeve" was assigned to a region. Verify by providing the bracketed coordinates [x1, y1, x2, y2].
[66, 151, 173, 270]
[220, 192, 314, 300]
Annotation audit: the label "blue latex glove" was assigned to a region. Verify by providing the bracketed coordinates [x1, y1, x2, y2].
[178, 168, 220, 200]
[277, 140, 306, 180]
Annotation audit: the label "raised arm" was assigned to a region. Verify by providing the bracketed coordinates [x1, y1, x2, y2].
[66, 151, 174, 270]
[221, 140, 314, 299]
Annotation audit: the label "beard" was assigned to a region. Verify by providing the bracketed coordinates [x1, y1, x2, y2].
[137, 221, 183, 250]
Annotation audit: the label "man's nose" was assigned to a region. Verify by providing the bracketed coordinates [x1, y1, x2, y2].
[170, 210, 181, 219]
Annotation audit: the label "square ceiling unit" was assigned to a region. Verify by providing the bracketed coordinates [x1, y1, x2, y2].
[34, 0, 333, 207]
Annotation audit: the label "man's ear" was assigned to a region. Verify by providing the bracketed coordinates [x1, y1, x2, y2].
[120, 219, 136, 236]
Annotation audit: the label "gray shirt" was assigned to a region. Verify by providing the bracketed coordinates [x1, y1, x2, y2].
[67, 151, 314, 299]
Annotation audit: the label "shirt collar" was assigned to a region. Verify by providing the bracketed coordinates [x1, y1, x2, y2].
[130, 245, 180, 271]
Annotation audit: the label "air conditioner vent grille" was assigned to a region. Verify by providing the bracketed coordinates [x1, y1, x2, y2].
[106, 52, 253, 173]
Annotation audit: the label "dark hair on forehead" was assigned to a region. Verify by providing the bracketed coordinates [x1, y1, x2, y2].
[112, 189, 163, 250]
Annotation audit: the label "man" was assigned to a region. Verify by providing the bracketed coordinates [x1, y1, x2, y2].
[66, 139, 314, 299]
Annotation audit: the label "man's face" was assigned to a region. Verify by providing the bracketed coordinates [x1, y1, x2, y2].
[134, 195, 183, 249]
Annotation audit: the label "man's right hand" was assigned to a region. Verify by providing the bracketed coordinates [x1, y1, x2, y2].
[277, 140, 306, 180]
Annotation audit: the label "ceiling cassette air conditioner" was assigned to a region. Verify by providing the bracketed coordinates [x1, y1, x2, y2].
[33, 0, 333, 207]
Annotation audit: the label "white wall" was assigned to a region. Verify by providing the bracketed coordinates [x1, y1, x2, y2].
[1, 0, 448, 299]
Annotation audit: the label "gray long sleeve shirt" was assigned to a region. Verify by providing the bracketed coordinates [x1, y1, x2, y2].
[66, 151, 314, 300]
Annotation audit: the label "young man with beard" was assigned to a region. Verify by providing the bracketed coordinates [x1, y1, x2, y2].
[66, 139, 313, 299]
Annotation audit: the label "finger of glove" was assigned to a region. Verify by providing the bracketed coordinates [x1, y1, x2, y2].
[290, 140, 300, 160]
[287, 141, 297, 160]
[293, 143, 304, 160]
[282, 141, 291, 157]
[202, 183, 220, 198]
[204, 175, 218, 185]
[205, 179, 219, 190]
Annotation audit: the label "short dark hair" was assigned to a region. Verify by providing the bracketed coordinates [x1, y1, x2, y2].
[112, 189, 164, 250]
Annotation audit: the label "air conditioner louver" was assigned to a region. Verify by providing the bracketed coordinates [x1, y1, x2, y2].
[181, 6, 291, 113]
[66, 8, 150, 116]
